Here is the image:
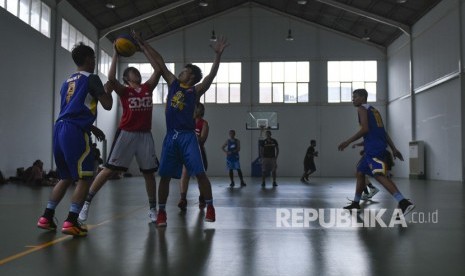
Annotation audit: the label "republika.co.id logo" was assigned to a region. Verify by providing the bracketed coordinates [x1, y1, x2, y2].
[276, 208, 439, 228]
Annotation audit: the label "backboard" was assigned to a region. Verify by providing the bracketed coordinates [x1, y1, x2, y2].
[246, 111, 279, 130]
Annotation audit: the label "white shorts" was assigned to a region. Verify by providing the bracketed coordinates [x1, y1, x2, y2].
[106, 129, 159, 173]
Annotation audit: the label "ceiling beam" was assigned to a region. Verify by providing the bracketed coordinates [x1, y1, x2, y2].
[315, 0, 410, 35]
[99, 0, 196, 39]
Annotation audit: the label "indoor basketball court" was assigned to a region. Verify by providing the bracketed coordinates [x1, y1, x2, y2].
[1, 0, 464, 275]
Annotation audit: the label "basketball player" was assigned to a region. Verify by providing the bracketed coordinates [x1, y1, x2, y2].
[132, 30, 229, 227]
[177, 102, 209, 211]
[221, 129, 246, 188]
[37, 43, 113, 236]
[78, 41, 161, 223]
[338, 88, 414, 215]
[260, 130, 279, 187]
[300, 139, 318, 182]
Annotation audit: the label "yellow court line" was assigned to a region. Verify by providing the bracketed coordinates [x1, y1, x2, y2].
[0, 236, 71, 265]
[0, 206, 145, 266]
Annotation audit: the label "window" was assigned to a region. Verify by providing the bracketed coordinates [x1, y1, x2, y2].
[61, 19, 95, 51]
[6, 0, 18, 15]
[259, 61, 309, 103]
[2, 0, 50, 37]
[327, 61, 377, 103]
[193, 62, 241, 104]
[127, 63, 175, 104]
[99, 50, 111, 76]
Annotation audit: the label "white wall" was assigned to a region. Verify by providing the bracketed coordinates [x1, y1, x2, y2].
[387, 0, 463, 181]
[0, 8, 55, 177]
[0, 1, 116, 178]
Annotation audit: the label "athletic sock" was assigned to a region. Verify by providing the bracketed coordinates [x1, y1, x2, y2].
[70, 202, 81, 214]
[393, 192, 405, 202]
[85, 190, 97, 202]
[354, 193, 362, 203]
[46, 200, 58, 210]
[158, 204, 166, 211]
[149, 200, 157, 209]
[205, 199, 213, 206]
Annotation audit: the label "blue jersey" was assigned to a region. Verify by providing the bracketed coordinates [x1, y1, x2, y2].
[360, 104, 387, 157]
[56, 72, 102, 131]
[165, 79, 197, 131]
[226, 139, 239, 161]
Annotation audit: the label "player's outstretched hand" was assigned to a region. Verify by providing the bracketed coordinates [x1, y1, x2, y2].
[210, 36, 229, 55]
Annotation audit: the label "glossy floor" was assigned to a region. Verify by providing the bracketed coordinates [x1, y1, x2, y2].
[0, 177, 463, 276]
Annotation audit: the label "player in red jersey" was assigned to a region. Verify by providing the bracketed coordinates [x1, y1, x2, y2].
[79, 42, 162, 223]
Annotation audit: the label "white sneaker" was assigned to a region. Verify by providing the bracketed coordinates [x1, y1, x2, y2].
[361, 192, 370, 200]
[148, 208, 157, 223]
[368, 186, 380, 199]
[78, 201, 91, 222]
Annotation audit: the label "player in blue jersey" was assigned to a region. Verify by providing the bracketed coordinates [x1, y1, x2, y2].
[37, 42, 113, 236]
[133, 31, 229, 226]
[222, 129, 246, 188]
[338, 89, 414, 216]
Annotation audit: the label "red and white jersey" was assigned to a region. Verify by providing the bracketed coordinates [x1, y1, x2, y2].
[119, 83, 153, 131]
[195, 118, 207, 137]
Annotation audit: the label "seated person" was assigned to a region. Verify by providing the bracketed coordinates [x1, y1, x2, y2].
[23, 160, 54, 186]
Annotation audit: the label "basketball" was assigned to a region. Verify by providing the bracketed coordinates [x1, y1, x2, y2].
[115, 34, 139, 57]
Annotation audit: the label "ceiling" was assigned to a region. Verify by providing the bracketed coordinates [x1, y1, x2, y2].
[67, 0, 442, 47]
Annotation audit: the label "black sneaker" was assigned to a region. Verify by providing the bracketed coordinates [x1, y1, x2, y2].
[398, 199, 415, 215]
[240, 182, 246, 187]
[198, 195, 206, 210]
[230, 182, 235, 188]
[177, 198, 187, 211]
[343, 201, 361, 210]
[261, 182, 265, 187]
[272, 181, 278, 187]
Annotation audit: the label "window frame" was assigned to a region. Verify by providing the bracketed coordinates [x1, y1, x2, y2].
[3, 0, 50, 37]
[327, 60, 377, 103]
[193, 62, 242, 104]
[259, 61, 310, 104]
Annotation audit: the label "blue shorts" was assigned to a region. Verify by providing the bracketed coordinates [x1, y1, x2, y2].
[158, 130, 205, 179]
[227, 159, 241, 170]
[53, 121, 94, 181]
[357, 153, 387, 177]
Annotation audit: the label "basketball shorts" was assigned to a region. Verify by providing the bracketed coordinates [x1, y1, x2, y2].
[262, 157, 277, 173]
[158, 130, 205, 179]
[227, 159, 241, 170]
[53, 121, 94, 181]
[304, 160, 316, 172]
[106, 129, 159, 173]
[357, 153, 387, 177]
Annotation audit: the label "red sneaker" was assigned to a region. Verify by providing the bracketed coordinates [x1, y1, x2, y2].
[205, 205, 216, 222]
[37, 216, 57, 231]
[156, 209, 167, 227]
[61, 220, 88, 237]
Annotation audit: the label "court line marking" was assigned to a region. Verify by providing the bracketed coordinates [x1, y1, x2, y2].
[0, 206, 146, 266]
